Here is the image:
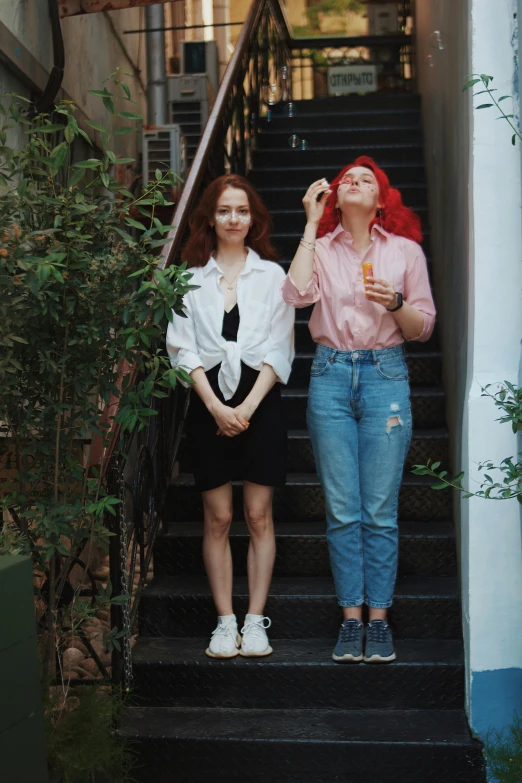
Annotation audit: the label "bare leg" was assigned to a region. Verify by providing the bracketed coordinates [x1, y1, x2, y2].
[202, 483, 234, 616]
[342, 606, 364, 621]
[243, 482, 276, 615]
[368, 608, 387, 621]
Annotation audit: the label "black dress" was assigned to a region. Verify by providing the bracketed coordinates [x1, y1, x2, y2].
[186, 304, 287, 492]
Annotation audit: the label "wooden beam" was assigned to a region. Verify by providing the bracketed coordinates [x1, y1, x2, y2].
[58, 0, 172, 18]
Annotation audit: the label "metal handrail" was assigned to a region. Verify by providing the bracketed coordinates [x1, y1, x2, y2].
[159, 0, 291, 272]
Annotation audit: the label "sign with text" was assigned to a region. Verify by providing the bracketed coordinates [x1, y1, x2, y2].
[327, 65, 378, 95]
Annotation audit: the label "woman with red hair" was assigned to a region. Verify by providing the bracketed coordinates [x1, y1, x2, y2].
[282, 157, 435, 664]
[167, 175, 294, 660]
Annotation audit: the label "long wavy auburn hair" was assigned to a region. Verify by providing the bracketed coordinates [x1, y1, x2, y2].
[317, 156, 423, 244]
[182, 174, 279, 267]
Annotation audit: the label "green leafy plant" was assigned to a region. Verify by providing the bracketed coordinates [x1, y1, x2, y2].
[463, 72, 522, 145]
[413, 382, 522, 503]
[0, 69, 195, 683]
[45, 685, 136, 783]
[482, 713, 522, 783]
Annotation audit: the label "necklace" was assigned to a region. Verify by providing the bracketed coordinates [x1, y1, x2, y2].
[221, 266, 244, 291]
[218, 251, 247, 290]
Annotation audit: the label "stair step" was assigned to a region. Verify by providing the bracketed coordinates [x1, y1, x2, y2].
[258, 107, 422, 131]
[281, 387, 446, 430]
[253, 144, 425, 169]
[139, 575, 460, 639]
[271, 205, 428, 233]
[258, 127, 423, 149]
[269, 93, 422, 112]
[293, 319, 438, 351]
[132, 637, 464, 710]
[282, 427, 448, 474]
[251, 161, 426, 188]
[121, 706, 485, 783]
[272, 231, 430, 258]
[167, 471, 452, 524]
[258, 183, 427, 210]
[178, 426, 448, 477]
[154, 521, 456, 579]
[288, 350, 440, 388]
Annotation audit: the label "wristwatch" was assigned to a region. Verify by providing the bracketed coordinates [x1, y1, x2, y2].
[387, 292, 403, 312]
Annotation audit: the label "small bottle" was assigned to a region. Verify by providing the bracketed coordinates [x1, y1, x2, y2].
[362, 261, 373, 298]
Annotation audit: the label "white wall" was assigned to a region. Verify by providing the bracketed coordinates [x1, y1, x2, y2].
[417, 0, 522, 738]
[0, 2, 147, 156]
[415, 0, 474, 696]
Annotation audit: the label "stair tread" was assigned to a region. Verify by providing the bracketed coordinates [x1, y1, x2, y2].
[132, 636, 463, 665]
[174, 472, 437, 488]
[144, 574, 458, 598]
[288, 427, 448, 439]
[282, 386, 443, 397]
[163, 521, 455, 538]
[121, 705, 475, 745]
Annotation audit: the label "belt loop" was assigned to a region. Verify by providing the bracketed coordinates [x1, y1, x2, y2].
[329, 349, 337, 363]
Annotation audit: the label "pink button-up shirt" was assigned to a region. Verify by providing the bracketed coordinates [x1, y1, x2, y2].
[281, 222, 436, 350]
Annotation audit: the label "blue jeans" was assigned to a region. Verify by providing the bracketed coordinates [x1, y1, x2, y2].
[307, 344, 412, 609]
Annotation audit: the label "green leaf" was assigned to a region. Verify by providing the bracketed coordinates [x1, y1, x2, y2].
[77, 128, 93, 146]
[117, 111, 143, 120]
[32, 123, 66, 133]
[121, 81, 131, 101]
[88, 88, 112, 97]
[113, 127, 135, 136]
[85, 119, 107, 133]
[103, 96, 115, 115]
[476, 103, 494, 109]
[73, 158, 102, 169]
[100, 172, 110, 188]
[431, 481, 450, 490]
[125, 218, 147, 231]
[463, 78, 481, 91]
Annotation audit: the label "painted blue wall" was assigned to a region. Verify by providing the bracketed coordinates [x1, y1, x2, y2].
[472, 668, 522, 737]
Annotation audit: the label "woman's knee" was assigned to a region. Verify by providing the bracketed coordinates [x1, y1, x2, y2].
[205, 508, 233, 538]
[244, 506, 272, 536]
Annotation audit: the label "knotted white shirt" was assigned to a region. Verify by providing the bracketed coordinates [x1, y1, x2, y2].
[166, 249, 295, 400]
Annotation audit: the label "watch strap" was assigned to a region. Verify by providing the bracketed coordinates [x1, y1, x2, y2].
[387, 292, 403, 312]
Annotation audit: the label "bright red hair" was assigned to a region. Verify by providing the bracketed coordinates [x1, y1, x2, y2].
[317, 156, 423, 244]
[183, 174, 278, 267]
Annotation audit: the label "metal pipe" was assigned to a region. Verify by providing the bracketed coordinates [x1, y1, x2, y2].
[124, 20, 242, 34]
[213, 0, 230, 81]
[145, 3, 167, 125]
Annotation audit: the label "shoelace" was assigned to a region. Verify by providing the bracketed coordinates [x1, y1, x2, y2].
[211, 623, 237, 641]
[339, 619, 363, 643]
[366, 620, 390, 643]
[241, 616, 272, 638]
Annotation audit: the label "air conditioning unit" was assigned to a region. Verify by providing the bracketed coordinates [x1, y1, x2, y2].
[167, 75, 211, 166]
[180, 40, 219, 99]
[142, 125, 187, 190]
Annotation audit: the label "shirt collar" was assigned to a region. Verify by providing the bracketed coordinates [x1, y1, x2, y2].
[203, 247, 265, 277]
[328, 221, 390, 243]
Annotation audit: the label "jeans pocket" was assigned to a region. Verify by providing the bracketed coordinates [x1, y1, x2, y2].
[375, 357, 409, 381]
[310, 357, 330, 377]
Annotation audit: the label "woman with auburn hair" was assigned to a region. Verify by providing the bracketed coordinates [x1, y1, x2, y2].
[167, 174, 295, 660]
[282, 157, 435, 664]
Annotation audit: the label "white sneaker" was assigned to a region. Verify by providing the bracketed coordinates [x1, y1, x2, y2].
[239, 614, 273, 657]
[205, 615, 241, 659]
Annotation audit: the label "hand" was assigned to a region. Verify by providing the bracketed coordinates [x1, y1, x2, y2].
[364, 277, 398, 310]
[209, 401, 248, 437]
[302, 179, 332, 226]
[216, 399, 256, 436]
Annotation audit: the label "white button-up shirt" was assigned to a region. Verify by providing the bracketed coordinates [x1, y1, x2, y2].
[166, 248, 295, 400]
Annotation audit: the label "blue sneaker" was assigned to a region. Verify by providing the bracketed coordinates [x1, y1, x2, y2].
[364, 619, 396, 663]
[332, 619, 364, 663]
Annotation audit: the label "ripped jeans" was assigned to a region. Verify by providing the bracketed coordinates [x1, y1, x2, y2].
[307, 344, 412, 609]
